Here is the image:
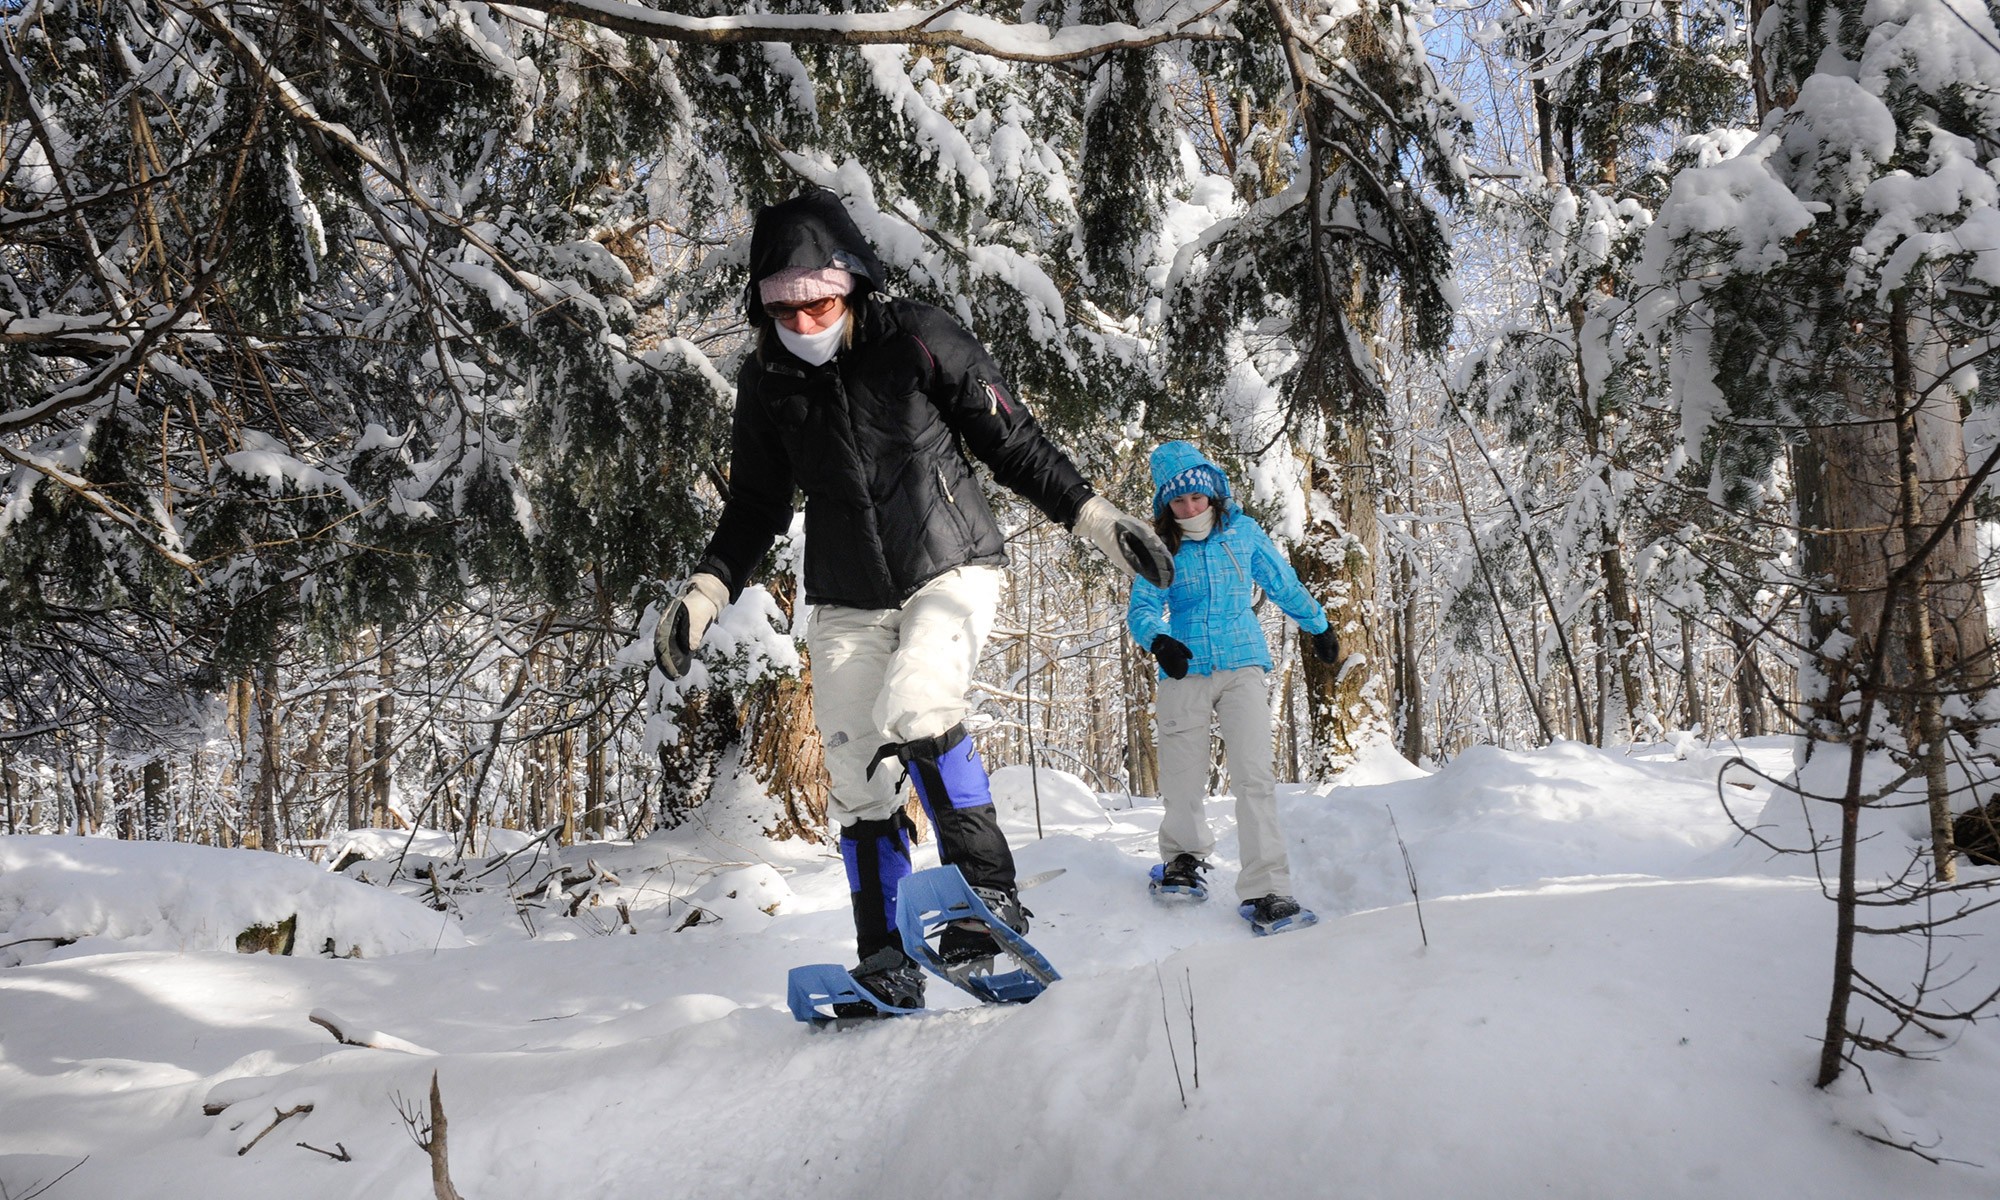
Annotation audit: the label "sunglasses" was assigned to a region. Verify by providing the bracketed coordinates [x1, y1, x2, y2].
[763, 295, 845, 322]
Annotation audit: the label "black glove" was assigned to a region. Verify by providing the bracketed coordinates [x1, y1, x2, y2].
[1150, 635, 1192, 680]
[1311, 627, 1341, 665]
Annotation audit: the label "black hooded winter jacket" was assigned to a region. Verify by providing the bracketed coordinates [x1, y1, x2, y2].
[694, 190, 1094, 610]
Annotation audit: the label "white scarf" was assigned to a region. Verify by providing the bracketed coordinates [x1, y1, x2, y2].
[1174, 509, 1215, 540]
[776, 314, 848, 366]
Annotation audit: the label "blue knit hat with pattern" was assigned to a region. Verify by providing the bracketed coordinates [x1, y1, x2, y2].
[1150, 441, 1231, 514]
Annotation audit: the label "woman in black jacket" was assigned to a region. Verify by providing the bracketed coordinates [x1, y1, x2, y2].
[657, 190, 1170, 1013]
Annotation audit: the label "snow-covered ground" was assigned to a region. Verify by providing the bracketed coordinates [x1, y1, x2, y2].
[3, 737, 1997, 1200]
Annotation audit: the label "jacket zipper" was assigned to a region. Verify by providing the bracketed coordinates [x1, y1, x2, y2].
[1222, 540, 1246, 584]
[937, 467, 956, 503]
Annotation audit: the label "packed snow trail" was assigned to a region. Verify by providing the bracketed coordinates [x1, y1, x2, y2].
[3, 738, 1998, 1199]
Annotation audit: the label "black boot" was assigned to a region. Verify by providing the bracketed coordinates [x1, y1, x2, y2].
[840, 945, 924, 1015]
[937, 884, 1030, 965]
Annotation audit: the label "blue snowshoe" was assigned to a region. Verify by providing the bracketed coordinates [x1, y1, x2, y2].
[1239, 894, 1317, 936]
[786, 963, 922, 1025]
[896, 865, 1060, 1004]
[787, 946, 926, 1026]
[1148, 853, 1210, 901]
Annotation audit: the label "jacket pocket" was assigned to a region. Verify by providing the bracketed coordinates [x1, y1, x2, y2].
[930, 456, 981, 546]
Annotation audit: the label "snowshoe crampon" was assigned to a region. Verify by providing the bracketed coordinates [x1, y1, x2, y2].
[786, 963, 923, 1026]
[896, 865, 1059, 1004]
[1238, 895, 1318, 937]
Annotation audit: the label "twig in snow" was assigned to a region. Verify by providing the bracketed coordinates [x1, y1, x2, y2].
[237, 1105, 314, 1156]
[0, 1156, 87, 1200]
[1155, 963, 1187, 1109]
[0, 936, 76, 952]
[470, 823, 564, 882]
[1852, 1126, 1979, 1167]
[394, 1071, 468, 1200]
[310, 1009, 438, 1055]
[296, 1141, 352, 1162]
[1183, 967, 1199, 1091]
[1388, 804, 1429, 947]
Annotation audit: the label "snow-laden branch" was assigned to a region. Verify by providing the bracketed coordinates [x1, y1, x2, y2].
[487, 0, 1235, 62]
[0, 441, 200, 575]
[0, 273, 218, 437]
[167, 0, 599, 323]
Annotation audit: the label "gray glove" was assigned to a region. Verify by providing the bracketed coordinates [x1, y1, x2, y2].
[1072, 495, 1174, 587]
[654, 573, 729, 680]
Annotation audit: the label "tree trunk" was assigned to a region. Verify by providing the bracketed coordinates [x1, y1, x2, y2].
[346, 692, 365, 831]
[1806, 311, 1992, 877]
[1887, 299, 1973, 881]
[113, 760, 134, 840]
[142, 757, 169, 842]
[1727, 614, 1769, 738]
[1394, 536, 1425, 762]
[371, 641, 397, 828]
[254, 659, 282, 851]
[1808, 373, 1992, 729]
[743, 576, 830, 841]
[2, 744, 16, 834]
[558, 717, 576, 845]
[89, 718, 108, 833]
[585, 702, 607, 840]
[1574, 349, 1647, 744]
[744, 670, 828, 840]
[1680, 612, 1705, 733]
[1595, 536, 1647, 742]
[1123, 633, 1158, 798]
[1294, 423, 1389, 769]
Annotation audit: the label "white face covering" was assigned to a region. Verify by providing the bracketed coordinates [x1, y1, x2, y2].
[775, 313, 848, 366]
[1174, 508, 1215, 539]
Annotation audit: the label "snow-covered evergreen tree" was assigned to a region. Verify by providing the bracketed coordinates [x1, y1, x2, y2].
[1456, 0, 1750, 744]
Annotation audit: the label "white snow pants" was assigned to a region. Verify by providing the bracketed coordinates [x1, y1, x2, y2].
[1155, 665, 1292, 902]
[806, 565, 1003, 827]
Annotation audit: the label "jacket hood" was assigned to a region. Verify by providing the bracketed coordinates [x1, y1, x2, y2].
[1149, 441, 1232, 513]
[743, 190, 885, 325]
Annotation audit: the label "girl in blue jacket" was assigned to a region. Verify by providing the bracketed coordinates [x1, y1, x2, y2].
[1126, 442, 1341, 933]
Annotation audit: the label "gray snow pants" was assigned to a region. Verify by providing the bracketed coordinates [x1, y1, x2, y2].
[1155, 665, 1292, 901]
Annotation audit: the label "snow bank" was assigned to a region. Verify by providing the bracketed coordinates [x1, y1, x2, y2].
[0, 836, 467, 964]
[3, 738, 1997, 1200]
[1325, 734, 1433, 787]
[1287, 739, 1761, 916]
[989, 764, 1112, 835]
[329, 825, 540, 864]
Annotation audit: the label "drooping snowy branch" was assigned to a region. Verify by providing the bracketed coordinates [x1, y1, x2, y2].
[489, 0, 1238, 62]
